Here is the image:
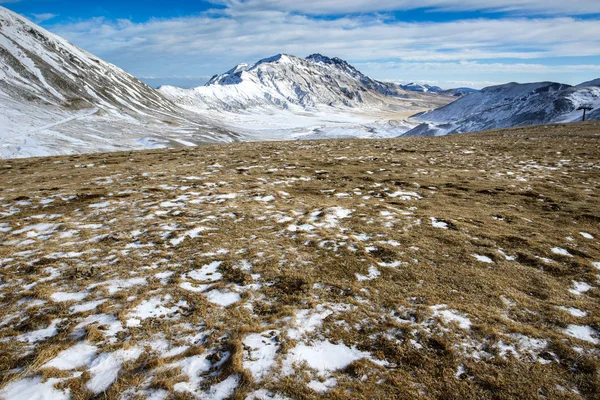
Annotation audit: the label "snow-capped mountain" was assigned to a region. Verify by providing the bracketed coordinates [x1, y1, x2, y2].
[0, 6, 236, 158]
[159, 53, 444, 112]
[158, 53, 453, 141]
[400, 83, 443, 93]
[404, 81, 600, 136]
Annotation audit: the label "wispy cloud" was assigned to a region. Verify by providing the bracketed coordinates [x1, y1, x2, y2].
[35, 1, 600, 87]
[31, 13, 59, 23]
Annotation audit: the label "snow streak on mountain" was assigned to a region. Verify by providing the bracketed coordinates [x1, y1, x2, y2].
[405, 81, 600, 136]
[0, 6, 237, 158]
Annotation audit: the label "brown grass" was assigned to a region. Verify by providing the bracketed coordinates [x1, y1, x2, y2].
[0, 121, 599, 399]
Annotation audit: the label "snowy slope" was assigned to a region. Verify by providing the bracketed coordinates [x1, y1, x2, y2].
[405, 81, 600, 136]
[159, 53, 441, 113]
[0, 6, 236, 158]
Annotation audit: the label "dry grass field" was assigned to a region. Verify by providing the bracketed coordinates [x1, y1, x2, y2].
[0, 121, 599, 400]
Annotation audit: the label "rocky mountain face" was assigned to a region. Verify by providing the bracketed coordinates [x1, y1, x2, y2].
[0, 6, 236, 158]
[404, 81, 600, 136]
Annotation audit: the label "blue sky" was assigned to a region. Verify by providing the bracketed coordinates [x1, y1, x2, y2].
[2, 0, 600, 89]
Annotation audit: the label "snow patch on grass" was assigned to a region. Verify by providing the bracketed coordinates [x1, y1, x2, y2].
[51, 291, 88, 302]
[243, 331, 280, 381]
[557, 306, 587, 317]
[431, 305, 472, 330]
[187, 261, 222, 282]
[472, 254, 494, 264]
[0, 377, 70, 400]
[569, 281, 592, 296]
[552, 247, 572, 257]
[283, 340, 380, 375]
[564, 325, 599, 344]
[86, 347, 142, 393]
[43, 342, 98, 370]
[204, 289, 241, 307]
[356, 266, 380, 281]
[431, 218, 448, 229]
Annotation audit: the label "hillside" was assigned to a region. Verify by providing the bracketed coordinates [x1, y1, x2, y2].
[406, 81, 600, 136]
[0, 6, 237, 158]
[0, 122, 599, 399]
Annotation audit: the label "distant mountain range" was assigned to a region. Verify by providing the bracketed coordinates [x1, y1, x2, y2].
[404, 81, 600, 136]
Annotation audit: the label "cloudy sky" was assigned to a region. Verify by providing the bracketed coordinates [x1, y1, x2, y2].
[2, 0, 600, 89]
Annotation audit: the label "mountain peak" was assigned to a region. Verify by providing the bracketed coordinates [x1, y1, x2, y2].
[306, 53, 353, 69]
[255, 53, 293, 65]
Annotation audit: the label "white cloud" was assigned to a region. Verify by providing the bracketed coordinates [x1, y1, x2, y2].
[213, 0, 600, 16]
[51, 12, 600, 62]
[34, 3, 600, 87]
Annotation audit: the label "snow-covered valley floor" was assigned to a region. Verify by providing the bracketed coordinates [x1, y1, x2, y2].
[0, 121, 599, 399]
[198, 107, 425, 141]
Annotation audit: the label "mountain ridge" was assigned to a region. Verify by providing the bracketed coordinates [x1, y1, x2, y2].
[403, 80, 600, 136]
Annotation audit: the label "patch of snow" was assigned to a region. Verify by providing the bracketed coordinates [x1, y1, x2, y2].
[472, 254, 494, 264]
[70, 299, 107, 313]
[284, 340, 379, 375]
[173, 354, 213, 394]
[204, 289, 241, 307]
[51, 291, 88, 302]
[255, 195, 275, 202]
[0, 377, 70, 400]
[18, 318, 63, 343]
[552, 247, 573, 257]
[243, 331, 280, 381]
[579, 232, 594, 239]
[206, 375, 240, 400]
[287, 305, 340, 340]
[557, 307, 587, 317]
[88, 277, 147, 295]
[43, 342, 98, 370]
[430, 218, 448, 229]
[245, 390, 291, 400]
[126, 295, 187, 327]
[564, 325, 599, 344]
[308, 378, 338, 393]
[88, 202, 111, 209]
[355, 266, 381, 281]
[569, 281, 592, 296]
[70, 314, 124, 341]
[86, 347, 142, 393]
[431, 305, 472, 330]
[179, 282, 213, 293]
[388, 191, 422, 200]
[187, 261, 222, 282]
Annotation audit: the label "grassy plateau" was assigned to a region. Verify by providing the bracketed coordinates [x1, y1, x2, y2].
[0, 121, 599, 399]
